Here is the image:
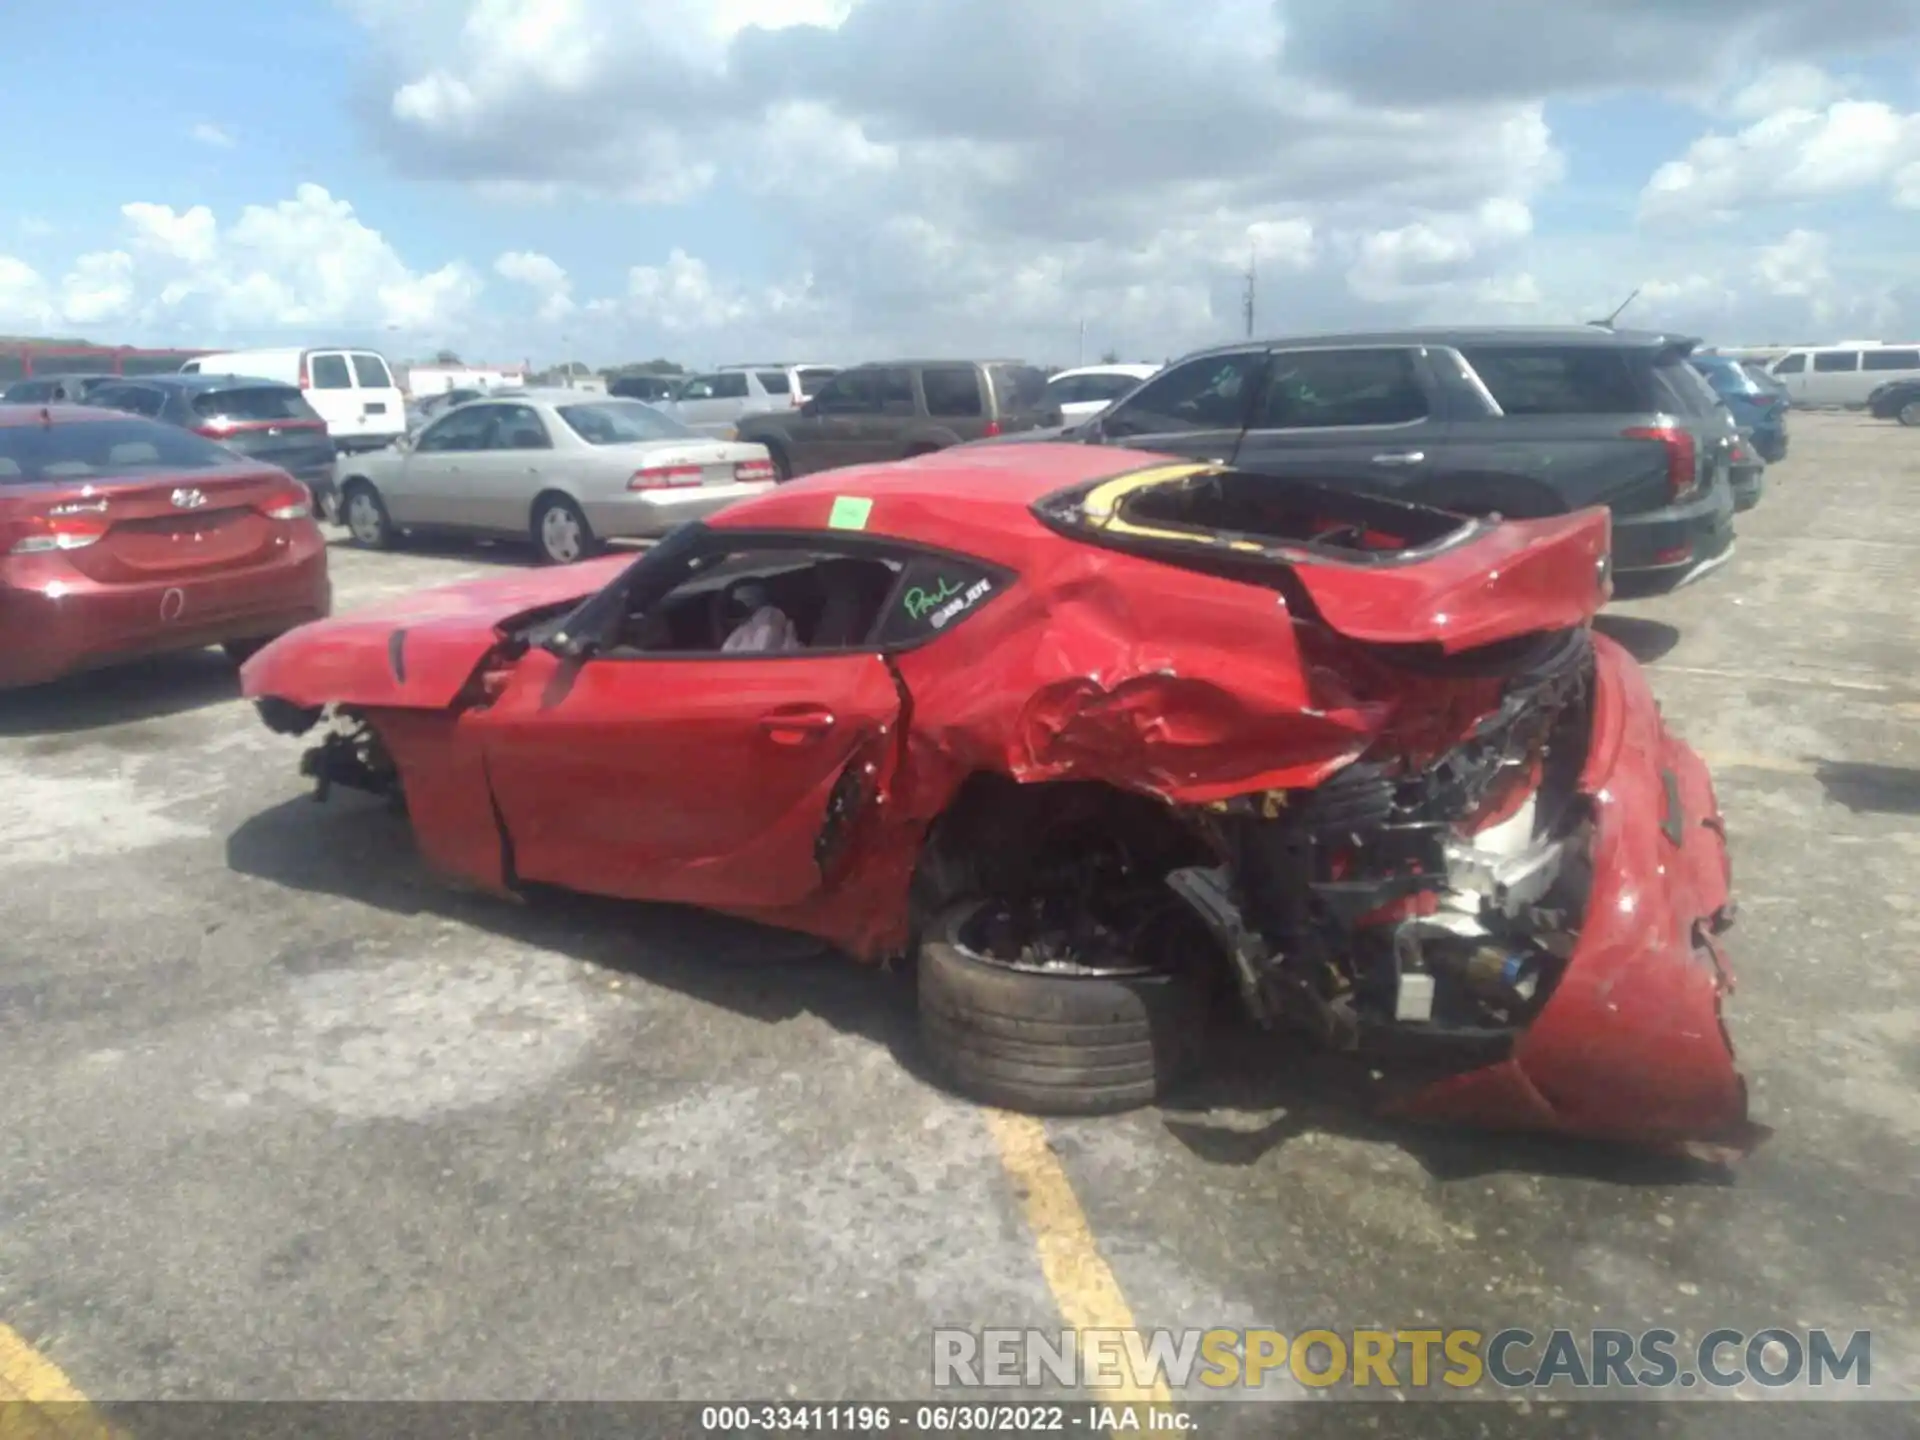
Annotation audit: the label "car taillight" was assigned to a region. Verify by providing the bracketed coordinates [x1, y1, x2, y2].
[734, 459, 775, 483]
[982, 419, 1002, 437]
[628, 464, 705, 491]
[298, 358, 310, 389]
[1623, 424, 1698, 501]
[8, 510, 109, 554]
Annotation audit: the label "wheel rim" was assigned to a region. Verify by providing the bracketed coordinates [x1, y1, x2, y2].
[541, 504, 582, 562]
[950, 895, 1175, 979]
[346, 491, 382, 543]
[1901, 401, 1920, 426]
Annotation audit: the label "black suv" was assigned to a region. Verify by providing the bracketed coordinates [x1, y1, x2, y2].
[993, 327, 1740, 599]
[82, 374, 340, 520]
[736, 360, 1061, 479]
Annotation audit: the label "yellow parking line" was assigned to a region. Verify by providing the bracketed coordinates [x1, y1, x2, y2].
[983, 1110, 1172, 1429]
[0, 1324, 116, 1440]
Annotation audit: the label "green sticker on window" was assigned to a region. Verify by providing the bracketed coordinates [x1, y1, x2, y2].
[827, 495, 873, 531]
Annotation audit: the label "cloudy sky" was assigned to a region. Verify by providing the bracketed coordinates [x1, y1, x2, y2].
[3, 0, 1919, 368]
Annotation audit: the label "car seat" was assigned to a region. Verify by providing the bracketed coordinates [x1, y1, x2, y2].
[809, 559, 895, 647]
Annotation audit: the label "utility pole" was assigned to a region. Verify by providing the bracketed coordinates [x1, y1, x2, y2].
[1078, 318, 1086, 367]
[1242, 244, 1257, 338]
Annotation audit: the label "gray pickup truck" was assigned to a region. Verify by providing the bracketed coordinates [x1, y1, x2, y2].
[974, 326, 1744, 599]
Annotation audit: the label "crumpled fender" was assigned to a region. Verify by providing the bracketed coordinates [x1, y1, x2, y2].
[239, 557, 628, 710]
[886, 546, 1395, 810]
[1385, 634, 1760, 1152]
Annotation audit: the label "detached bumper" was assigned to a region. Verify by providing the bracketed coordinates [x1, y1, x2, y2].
[1387, 636, 1760, 1153]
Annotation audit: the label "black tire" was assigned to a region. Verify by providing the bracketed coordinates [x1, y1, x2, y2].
[531, 492, 602, 564]
[1899, 400, 1920, 428]
[340, 480, 396, 550]
[916, 899, 1208, 1116]
[764, 441, 794, 482]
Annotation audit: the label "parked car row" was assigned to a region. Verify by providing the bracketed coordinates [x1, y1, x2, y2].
[0, 327, 1771, 1156]
[1, 323, 1790, 695]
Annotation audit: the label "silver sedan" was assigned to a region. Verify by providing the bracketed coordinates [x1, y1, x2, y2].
[333, 389, 778, 563]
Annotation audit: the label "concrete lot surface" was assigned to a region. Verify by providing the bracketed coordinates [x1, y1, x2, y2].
[0, 414, 1915, 1433]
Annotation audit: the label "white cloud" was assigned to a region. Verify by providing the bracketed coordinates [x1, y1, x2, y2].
[13, 1, 1920, 358]
[1722, 63, 1850, 120]
[1346, 198, 1535, 303]
[60, 251, 137, 325]
[494, 249, 574, 321]
[0, 185, 480, 340]
[1640, 99, 1920, 223]
[190, 122, 236, 149]
[1752, 228, 1832, 299]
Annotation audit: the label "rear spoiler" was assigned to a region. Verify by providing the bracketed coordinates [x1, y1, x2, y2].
[1033, 460, 1614, 654]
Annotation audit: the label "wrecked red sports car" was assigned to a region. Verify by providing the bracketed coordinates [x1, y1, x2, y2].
[241, 444, 1756, 1153]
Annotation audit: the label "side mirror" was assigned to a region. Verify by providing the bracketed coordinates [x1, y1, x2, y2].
[799, 398, 820, 418]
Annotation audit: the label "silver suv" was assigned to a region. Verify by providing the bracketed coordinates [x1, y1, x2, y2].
[669, 363, 842, 436]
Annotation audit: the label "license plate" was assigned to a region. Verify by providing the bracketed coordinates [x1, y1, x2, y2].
[364, 403, 387, 414]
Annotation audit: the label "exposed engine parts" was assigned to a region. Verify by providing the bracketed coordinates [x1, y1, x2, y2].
[297, 709, 402, 806]
[1166, 629, 1599, 1058]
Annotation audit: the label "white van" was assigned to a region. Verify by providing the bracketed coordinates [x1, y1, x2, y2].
[181, 348, 407, 451]
[1767, 344, 1920, 407]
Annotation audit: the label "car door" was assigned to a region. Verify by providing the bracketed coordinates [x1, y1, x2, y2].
[467, 401, 556, 533]
[789, 369, 877, 472]
[1229, 345, 1448, 496]
[841, 366, 920, 461]
[1767, 352, 1808, 403]
[1806, 350, 1860, 406]
[304, 351, 356, 438]
[1086, 348, 1268, 462]
[349, 351, 404, 442]
[88, 383, 167, 420]
[674, 372, 748, 436]
[469, 570, 903, 910]
[386, 403, 500, 526]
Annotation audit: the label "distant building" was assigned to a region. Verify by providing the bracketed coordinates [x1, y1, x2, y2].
[0, 342, 212, 384]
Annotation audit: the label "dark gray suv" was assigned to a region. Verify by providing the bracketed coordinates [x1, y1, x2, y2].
[737, 359, 1061, 480]
[983, 327, 1742, 599]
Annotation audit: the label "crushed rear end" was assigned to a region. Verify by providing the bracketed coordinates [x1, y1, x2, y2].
[1029, 461, 1755, 1154]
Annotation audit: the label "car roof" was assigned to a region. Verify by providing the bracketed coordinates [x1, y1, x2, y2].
[0, 402, 157, 428]
[1047, 364, 1160, 380]
[101, 373, 300, 391]
[1175, 326, 1701, 361]
[840, 358, 1034, 370]
[708, 442, 1183, 555]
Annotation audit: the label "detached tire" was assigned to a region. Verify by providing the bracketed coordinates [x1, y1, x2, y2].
[916, 899, 1208, 1116]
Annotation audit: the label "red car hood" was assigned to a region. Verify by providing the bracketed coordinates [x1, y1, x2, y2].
[240, 555, 628, 710]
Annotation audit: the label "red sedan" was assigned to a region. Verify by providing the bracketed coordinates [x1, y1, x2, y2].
[241, 443, 1757, 1154]
[0, 404, 330, 690]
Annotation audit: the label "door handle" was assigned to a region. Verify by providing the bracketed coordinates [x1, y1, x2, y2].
[760, 706, 836, 745]
[1371, 451, 1425, 465]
